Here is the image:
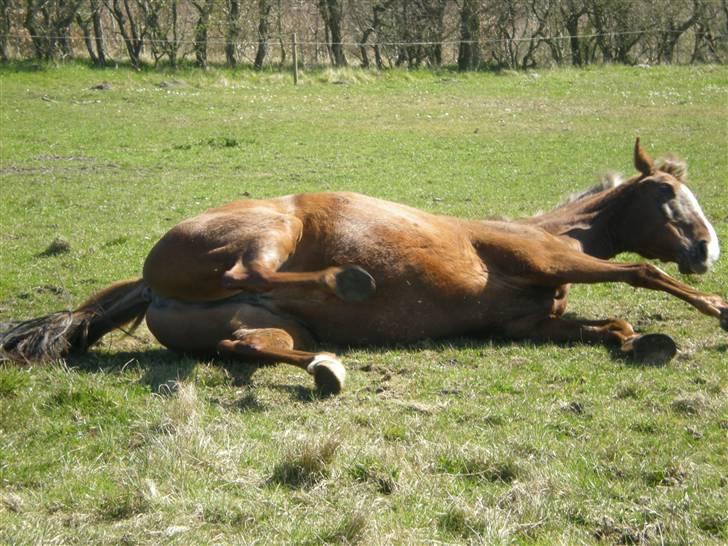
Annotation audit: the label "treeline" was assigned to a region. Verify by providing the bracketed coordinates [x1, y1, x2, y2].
[1, 0, 726, 69]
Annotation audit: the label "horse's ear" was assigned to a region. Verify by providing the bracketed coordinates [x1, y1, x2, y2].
[634, 137, 654, 177]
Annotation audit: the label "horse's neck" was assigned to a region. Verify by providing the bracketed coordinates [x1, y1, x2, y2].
[524, 185, 634, 259]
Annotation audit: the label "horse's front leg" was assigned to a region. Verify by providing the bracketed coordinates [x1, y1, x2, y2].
[505, 315, 677, 364]
[530, 253, 728, 331]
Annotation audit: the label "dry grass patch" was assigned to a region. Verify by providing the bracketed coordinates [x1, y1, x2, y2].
[316, 509, 369, 545]
[672, 392, 711, 415]
[594, 516, 668, 545]
[97, 486, 149, 521]
[438, 485, 551, 544]
[348, 455, 399, 495]
[436, 446, 522, 484]
[614, 381, 642, 400]
[643, 459, 695, 487]
[270, 436, 340, 488]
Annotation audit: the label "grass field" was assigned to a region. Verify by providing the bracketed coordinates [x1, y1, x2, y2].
[1, 63, 727, 544]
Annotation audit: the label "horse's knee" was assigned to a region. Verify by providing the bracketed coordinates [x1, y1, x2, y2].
[634, 263, 664, 287]
[221, 262, 274, 291]
[232, 328, 295, 351]
[605, 319, 635, 336]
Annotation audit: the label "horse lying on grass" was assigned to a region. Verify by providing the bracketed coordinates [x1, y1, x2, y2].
[1, 139, 725, 394]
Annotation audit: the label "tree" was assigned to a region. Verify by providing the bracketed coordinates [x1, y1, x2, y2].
[587, 0, 642, 63]
[103, 0, 147, 68]
[24, 0, 85, 60]
[224, 0, 241, 67]
[253, 0, 271, 69]
[559, 0, 587, 65]
[76, 0, 107, 66]
[652, 0, 701, 64]
[350, 0, 394, 69]
[418, 0, 450, 67]
[385, 0, 450, 68]
[457, 0, 480, 70]
[691, 0, 728, 62]
[318, 0, 347, 66]
[521, 0, 555, 69]
[0, 0, 13, 61]
[483, 0, 531, 69]
[143, 0, 185, 67]
[192, 0, 215, 68]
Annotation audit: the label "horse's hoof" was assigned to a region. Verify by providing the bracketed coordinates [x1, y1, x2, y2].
[720, 308, 728, 332]
[631, 334, 677, 365]
[307, 355, 346, 395]
[334, 266, 376, 302]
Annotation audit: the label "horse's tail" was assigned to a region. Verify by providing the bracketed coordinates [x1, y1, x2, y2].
[0, 278, 151, 363]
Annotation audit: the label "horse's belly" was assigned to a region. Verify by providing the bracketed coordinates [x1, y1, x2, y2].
[304, 301, 459, 345]
[271, 279, 555, 345]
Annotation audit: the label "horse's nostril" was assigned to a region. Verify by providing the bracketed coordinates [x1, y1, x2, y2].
[696, 240, 709, 260]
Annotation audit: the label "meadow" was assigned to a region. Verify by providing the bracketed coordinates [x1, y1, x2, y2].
[0, 63, 727, 544]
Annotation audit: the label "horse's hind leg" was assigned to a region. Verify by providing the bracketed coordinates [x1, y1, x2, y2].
[222, 260, 376, 303]
[146, 297, 347, 394]
[218, 328, 346, 395]
[144, 211, 375, 303]
[507, 316, 677, 364]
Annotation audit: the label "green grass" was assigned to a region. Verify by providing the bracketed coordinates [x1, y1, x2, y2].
[1, 62, 727, 544]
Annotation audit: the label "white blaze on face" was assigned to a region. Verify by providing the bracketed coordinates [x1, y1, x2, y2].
[676, 185, 721, 267]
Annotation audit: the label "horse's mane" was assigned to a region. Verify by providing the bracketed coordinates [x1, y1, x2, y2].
[561, 156, 688, 207]
[561, 172, 625, 206]
[655, 156, 687, 181]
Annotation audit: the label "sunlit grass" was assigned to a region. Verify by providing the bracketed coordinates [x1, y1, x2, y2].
[0, 62, 727, 544]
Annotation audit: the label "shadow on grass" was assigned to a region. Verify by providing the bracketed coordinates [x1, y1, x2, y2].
[0, 60, 50, 73]
[268, 382, 332, 402]
[68, 347, 325, 402]
[73, 348, 197, 391]
[342, 329, 687, 369]
[48, 317, 706, 399]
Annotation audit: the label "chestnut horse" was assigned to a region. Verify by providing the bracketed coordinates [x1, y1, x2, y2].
[1, 140, 725, 394]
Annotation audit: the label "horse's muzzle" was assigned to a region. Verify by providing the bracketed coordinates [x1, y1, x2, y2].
[679, 240, 711, 275]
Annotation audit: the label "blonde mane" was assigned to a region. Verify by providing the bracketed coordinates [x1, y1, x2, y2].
[561, 172, 625, 206]
[655, 156, 688, 181]
[561, 155, 688, 207]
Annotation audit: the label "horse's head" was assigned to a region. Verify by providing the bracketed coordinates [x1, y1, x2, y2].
[624, 139, 720, 274]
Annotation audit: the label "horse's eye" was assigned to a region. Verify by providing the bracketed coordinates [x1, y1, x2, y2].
[655, 183, 675, 201]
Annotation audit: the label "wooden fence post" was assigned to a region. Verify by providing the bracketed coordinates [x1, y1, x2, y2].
[292, 33, 299, 85]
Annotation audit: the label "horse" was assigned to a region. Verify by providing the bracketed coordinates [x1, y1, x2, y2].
[1, 139, 725, 395]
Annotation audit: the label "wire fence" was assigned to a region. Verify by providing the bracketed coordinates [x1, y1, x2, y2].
[6, 27, 726, 47]
[4, 25, 726, 68]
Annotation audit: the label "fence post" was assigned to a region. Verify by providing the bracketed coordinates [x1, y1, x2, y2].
[292, 33, 299, 85]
